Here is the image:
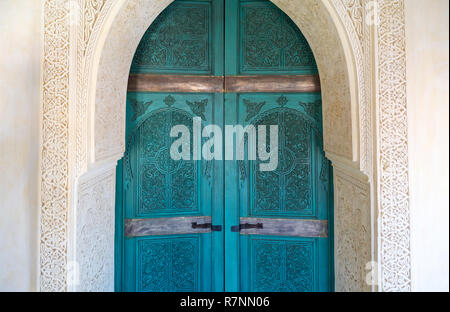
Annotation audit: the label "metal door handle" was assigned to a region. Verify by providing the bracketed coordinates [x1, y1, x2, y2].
[191, 222, 222, 232]
[231, 223, 263, 232]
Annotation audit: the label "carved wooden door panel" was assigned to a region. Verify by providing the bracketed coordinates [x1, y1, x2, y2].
[223, 0, 333, 292]
[119, 92, 224, 292]
[115, 0, 225, 292]
[224, 92, 333, 292]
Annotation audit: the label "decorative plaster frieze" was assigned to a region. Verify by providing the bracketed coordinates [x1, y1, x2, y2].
[41, 0, 71, 292]
[377, 0, 411, 292]
[333, 166, 371, 292]
[340, 0, 364, 42]
[75, 164, 115, 292]
[93, 0, 173, 162]
[331, 0, 373, 175]
[76, 0, 114, 174]
[273, 0, 355, 160]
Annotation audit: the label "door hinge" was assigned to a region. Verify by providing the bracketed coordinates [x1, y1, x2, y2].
[191, 222, 222, 232]
[231, 223, 263, 232]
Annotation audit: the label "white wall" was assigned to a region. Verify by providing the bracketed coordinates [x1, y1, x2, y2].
[406, 0, 449, 292]
[0, 0, 41, 291]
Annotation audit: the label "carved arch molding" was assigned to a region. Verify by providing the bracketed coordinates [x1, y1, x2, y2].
[41, 0, 410, 291]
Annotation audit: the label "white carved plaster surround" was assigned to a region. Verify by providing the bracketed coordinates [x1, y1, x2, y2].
[40, 0, 411, 291]
[333, 165, 371, 292]
[74, 163, 115, 291]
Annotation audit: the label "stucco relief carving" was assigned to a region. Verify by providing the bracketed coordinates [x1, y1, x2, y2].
[41, 0, 70, 292]
[76, 0, 114, 174]
[340, 0, 364, 41]
[40, 0, 411, 292]
[75, 166, 115, 292]
[94, 0, 173, 162]
[331, 0, 372, 175]
[377, 0, 411, 291]
[333, 167, 371, 292]
[273, 0, 354, 160]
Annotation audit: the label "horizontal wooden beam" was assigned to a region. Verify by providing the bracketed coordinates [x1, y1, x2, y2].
[125, 216, 213, 237]
[225, 75, 321, 93]
[128, 74, 320, 93]
[238, 217, 328, 238]
[128, 74, 223, 93]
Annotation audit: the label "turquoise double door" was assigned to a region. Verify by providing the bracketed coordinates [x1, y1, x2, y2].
[115, 0, 334, 292]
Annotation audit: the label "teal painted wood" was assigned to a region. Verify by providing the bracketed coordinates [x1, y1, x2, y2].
[118, 92, 224, 292]
[114, 159, 124, 292]
[211, 93, 225, 291]
[223, 4, 240, 291]
[130, 0, 224, 76]
[135, 235, 201, 291]
[241, 236, 326, 291]
[224, 0, 332, 292]
[328, 165, 335, 292]
[224, 92, 240, 292]
[120, 92, 224, 292]
[224, 92, 333, 291]
[116, 0, 333, 293]
[225, 0, 318, 76]
[116, 0, 225, 292]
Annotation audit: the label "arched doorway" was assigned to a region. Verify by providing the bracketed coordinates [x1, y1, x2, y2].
[39, 0, 405, 292]
[115, 0, 334, 292]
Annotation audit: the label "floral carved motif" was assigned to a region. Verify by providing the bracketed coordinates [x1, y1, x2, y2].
[138, 237, 199, 291]
[334, 168, 371, 292]
[137, 109, 198, 215]
[76, 167, 115, 292]
[331, 0, 372, 175]
[252, 239, 315, 291]
[186, 99, 208, 121]
[299, 100, 322, 122]
[76, 0, 114, 174]
[130, 1, 211, 73]
[130, 99, 153, 121]
[241, 2, 317, 73]
[243, 99, 266, 122]
[377, 0, 411, 292]
[41, 0, 71, 292]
